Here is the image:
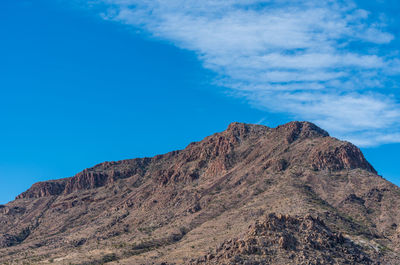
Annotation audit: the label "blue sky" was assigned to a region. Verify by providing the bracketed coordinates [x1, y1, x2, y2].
[0, 0, 399, 204]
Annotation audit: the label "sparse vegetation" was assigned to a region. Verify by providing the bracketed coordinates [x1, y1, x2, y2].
[1, 122, 399, 264]
[101, 253, 118, 263]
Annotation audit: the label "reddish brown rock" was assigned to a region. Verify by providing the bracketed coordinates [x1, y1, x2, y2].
[309, 141, 376, 173]
[1, 121, 399, 265]
[191, 213, 375, 265]
[16, 181, 65, 199]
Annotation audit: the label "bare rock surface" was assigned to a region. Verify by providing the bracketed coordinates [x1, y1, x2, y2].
[0, 121, 399, 264]
[190, 213, 378, 265]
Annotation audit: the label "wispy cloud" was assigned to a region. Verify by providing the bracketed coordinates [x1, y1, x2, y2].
[84, 0, 399, 146]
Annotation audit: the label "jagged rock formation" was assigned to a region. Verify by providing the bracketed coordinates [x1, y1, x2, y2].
[190, 213, 376, 265]
[0, 121, 399, 265]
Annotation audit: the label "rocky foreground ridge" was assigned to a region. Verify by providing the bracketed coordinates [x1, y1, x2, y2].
[0, 121, 399, 264]
[191, 213, 375, 265]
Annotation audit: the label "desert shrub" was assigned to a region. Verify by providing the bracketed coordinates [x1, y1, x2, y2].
[101, 253, 118, 263]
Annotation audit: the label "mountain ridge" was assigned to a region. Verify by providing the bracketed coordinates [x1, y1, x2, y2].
[1, 121, 398, 265]
[15, 121, 375, 200]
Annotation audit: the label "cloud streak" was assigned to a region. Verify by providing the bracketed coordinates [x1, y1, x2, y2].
[86, 0, 399, 146]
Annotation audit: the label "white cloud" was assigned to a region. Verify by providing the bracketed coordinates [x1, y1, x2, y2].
[82, 0, 400, 146]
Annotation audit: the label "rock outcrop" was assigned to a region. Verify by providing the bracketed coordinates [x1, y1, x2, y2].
[16, 121, 372, 200]
[1, 121, 399, 265]
[191, 213, 375, 265]
[309, 140, 376, 173]
[16, 181, 65, 199]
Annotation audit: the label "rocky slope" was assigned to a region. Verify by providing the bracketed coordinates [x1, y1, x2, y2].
[0, 121, 399, 264]
[190, 213, 376, 265]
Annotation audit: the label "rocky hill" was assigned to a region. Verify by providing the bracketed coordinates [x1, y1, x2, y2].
[0, 121, 399, 264]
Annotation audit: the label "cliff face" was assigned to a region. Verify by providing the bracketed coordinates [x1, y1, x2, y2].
[16, 158, 152, 199]
[16, 181, 65, 199]
[1, 121, 398, 265]
[15, 121, 374, 200]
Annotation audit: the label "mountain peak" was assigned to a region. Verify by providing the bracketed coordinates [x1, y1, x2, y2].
[15, 121, 372, 200]
[225, 122, 269, 138]
[276, 121, 329, 143]
[225, 121, 329, 142]
[2, 121, 398, 264]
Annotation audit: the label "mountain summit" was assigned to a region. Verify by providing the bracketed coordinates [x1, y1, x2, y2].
[1, 122, 399, 264]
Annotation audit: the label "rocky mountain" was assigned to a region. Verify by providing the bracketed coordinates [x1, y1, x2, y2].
[0, 121, 399, 264]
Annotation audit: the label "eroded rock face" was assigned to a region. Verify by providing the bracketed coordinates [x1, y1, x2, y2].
[191, 213, 375, 265]
[16, 181, 65, 199]
[4, 121, 399, 265]
[276, 121, 329, 144]
[309, 141, 376, 173]
[14, 122, 339, 200]
[16, 158, 152, 199]
[63, 170, 114, 193]
[14, 122, 376, 200]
